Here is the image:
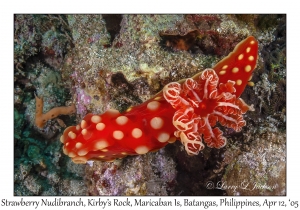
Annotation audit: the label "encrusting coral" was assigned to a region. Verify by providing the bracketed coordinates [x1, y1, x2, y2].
[35, 93, 76, 128]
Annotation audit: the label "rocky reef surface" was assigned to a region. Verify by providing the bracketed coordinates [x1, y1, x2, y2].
[14, 14, 286, 195]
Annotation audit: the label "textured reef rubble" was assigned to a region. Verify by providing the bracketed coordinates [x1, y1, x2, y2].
[14, 14, 286, 195]
[86, 149, 177, 195]
[222, 130, 286, 196]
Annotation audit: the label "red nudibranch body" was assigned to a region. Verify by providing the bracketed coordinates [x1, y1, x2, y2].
[61, 36, 258, 164]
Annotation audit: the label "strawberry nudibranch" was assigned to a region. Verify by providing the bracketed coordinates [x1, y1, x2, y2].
[61, 36, 258, 164]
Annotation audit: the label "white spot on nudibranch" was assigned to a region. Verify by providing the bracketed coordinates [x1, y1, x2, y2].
[96, 123, 105, 131]
[248, 56, 254, 61]
[236, 80, 242, 85]
[245, 65, 252, 72]
[248, 81, 254, 86]
[116, 116, 128, 125]
[91, 115, 101, 124]
[75, 142, 83, 149]
[126, 107, 132, 112]
[77, 149, 88, 156]
[219, 70, 226, 75]
[238, 54, 244, 60]
[222, 65, 228, 70]
[132, 128, 143, 138]
[150, 117, 164, 130]
[81, 120, 87, 129]
[81, 129, 87, 135]
[68, 131, 76, 139]
[81, 128, 92, 140]
[135, 146, 149, 154]
[94, 140, 108, 150]
[113, 130, 124, 140]
[157, 132, 170, 143]
[232, 67, 239, 73]
[147, 101, 160, 111]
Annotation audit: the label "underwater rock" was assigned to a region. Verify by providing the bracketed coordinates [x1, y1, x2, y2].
[85, 149, 177, 195]
[222, 131, 286, 195]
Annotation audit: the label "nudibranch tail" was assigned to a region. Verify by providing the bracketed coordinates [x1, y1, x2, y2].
[212, 36, 258, 97]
